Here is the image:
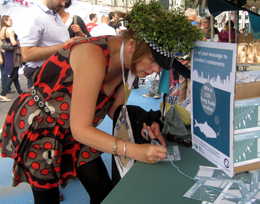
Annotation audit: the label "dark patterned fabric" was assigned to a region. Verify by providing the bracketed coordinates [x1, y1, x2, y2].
[0, 36, 117, 191]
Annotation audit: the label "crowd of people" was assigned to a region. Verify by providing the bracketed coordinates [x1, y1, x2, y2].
[169, 9, 238, 108]
[0, 4, 238, 103]
[0, 1, 243, 204]
[0, 5, 124, 102]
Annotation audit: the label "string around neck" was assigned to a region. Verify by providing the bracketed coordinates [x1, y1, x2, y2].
[120, 41, 126, 85]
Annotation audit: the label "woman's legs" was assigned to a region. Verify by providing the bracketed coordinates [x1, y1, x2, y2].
[12, 67, 23, 94]
[31, 186, 60, 204]
[0, 58, 11, 93]
[27, 73, 34, 89]
[32, 156, 112, 204]
[76, 156, 113, 204]
[1, 67, 22, 96]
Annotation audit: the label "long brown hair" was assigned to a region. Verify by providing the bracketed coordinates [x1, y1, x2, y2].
[117, 11, 152, 74]
[1, 15, 10, 28]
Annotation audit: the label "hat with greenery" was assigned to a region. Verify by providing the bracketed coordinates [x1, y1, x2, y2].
[126, 0, 203, 69]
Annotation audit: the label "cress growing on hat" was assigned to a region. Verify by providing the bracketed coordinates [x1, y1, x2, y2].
[125, 0, 203, 70]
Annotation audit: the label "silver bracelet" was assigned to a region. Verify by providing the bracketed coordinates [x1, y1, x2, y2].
[123, 139, 126, 159]
[113, 137, 120, 156]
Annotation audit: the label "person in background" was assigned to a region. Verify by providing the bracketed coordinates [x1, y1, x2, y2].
[90, 16, 116, 37]
[132, 76, 139, 89]
[196, 15, 202, 27]
[0, 15, 23, 102]
[0, 44, 3, 90]
[213, 18, 220, 41]
[166, 68, 180, 105]
[185, 8, 200, 28]
[202, 16, 215, 40]
[86, 13, 98, 32]
[177, 8, 199, 106]
[108, 12, 121, 34]
[0, 1, 199, 203]
[0, 14, 12, 94]
[219, 20, 235, 43]
[0, 40, 12, 94]
[58, 0, 90, 38]
[142, 72, 161, 99]
[20, 0, 81, 89]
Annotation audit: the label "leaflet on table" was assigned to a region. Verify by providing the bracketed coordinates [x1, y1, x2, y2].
[184, 166, 260, 203]
[234, 97, 260, 134]
[162, 146, 181, 162]
[191, 41, 237, 177]
[234, 130, 260, 167]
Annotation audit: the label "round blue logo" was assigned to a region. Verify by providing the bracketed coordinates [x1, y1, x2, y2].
[224, 158, 229, 168]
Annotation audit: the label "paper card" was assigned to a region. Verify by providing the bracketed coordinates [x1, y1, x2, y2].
[191, 41, 237, 177]
[162, 146, 181, 162]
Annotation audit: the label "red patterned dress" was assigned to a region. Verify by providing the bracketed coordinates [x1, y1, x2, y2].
[0, 36, 118, 191]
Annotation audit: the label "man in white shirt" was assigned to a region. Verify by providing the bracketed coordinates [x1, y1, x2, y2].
[90, 16, 117, 37]
[20, 0, 81, 88]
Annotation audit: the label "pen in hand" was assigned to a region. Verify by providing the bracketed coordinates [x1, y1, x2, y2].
[143, 129, 159, 145]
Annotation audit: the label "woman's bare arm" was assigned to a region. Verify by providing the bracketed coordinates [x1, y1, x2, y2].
[69, 42, 166, 163]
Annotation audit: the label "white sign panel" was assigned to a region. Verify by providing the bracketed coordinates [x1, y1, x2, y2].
[191, 41, 237, 177]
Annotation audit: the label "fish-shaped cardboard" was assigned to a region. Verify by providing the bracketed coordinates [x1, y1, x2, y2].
[195, 119, 217, 138]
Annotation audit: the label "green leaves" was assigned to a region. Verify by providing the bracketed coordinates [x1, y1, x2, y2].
[127, 0, 202, 54]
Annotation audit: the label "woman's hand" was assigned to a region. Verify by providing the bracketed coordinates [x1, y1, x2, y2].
[141, 122, 166, 146]
[134, 143, 166, 164]
[63, 36, 83, 46]
[70, 25, 85, 37]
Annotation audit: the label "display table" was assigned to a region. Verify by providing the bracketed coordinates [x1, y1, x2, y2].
[102, 139, 216, 204]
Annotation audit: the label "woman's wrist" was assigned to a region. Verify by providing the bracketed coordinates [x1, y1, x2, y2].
[114, 139, 138, 160]
[112, 137, 121, 156]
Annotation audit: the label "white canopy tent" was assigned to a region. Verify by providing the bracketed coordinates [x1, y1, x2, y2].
[0, 1, 30, 35]
[65, 1, 111, 24]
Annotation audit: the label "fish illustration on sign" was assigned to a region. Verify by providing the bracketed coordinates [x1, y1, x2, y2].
[194, 119, 217, 138]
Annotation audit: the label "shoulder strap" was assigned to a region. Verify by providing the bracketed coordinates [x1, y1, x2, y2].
[73, 15, 77, 25]
[4, 27, 7, 39]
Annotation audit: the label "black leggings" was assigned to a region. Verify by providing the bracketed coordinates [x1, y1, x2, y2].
[32, 156, 112, 204]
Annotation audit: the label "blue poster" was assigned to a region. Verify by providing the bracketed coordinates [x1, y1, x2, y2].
[191, 41, 237, 177]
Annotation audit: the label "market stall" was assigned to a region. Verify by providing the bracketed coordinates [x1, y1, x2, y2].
[190, 0, 260, 177]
